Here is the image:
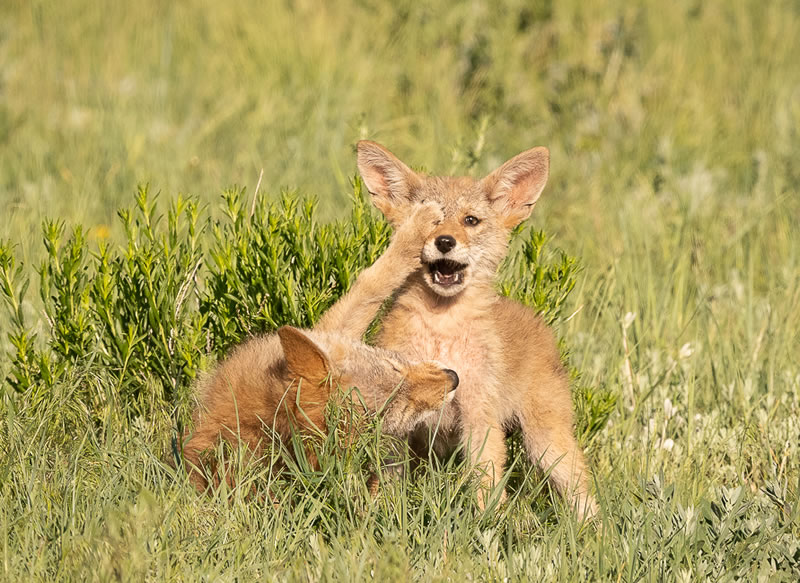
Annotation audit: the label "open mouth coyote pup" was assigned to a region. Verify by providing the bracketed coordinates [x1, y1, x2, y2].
[181, 202, 459, 491]
[357, 140, 597, 519]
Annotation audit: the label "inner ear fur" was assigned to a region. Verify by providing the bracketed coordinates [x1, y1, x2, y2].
[278, 326, 332, 389]
[356, 140, 422, 224]
[481, 146, 550, 229]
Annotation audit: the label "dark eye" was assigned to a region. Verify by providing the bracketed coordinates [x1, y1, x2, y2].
[464, 215, 481, 226]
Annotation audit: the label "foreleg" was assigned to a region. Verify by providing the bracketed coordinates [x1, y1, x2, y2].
[315, 201, 441, 337]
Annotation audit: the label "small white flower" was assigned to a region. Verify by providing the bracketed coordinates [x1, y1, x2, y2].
[622, 311, 636, 330]
[661, 438, 675, 451]
[679, 343, 694, 359]
[664, 398, 677, 419]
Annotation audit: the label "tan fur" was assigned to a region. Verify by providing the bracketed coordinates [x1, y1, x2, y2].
[357, 140, 597, 520]
[181, 202, 460, 491]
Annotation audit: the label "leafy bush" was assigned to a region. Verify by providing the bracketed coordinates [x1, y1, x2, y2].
[0, 180, 614, 438]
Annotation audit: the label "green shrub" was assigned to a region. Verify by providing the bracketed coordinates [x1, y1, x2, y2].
[0, 180, 614, 438]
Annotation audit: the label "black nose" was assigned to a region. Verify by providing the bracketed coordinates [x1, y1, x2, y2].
[435, 235, 456, 254]
[444, 369, 459, 391]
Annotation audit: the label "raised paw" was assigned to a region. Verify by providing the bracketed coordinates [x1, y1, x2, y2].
[390, 201, 443, 260]
[408, 200, 444, 237]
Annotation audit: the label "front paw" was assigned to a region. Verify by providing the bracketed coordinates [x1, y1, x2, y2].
[409, 200, 444, 237]
[392, 201, 443, 259]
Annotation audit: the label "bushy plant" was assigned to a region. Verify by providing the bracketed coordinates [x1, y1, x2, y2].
[200, 181, 392, 350]
[0, 181, 614, 438]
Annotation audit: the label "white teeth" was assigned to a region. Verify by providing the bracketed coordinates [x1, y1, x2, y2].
[432, 270, 465, 286]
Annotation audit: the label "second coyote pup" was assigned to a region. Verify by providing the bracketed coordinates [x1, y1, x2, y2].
[357, 140, 597, 519]
[181, 202, 459, 491]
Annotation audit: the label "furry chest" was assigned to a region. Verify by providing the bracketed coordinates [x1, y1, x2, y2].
[404, 319, 494, 396]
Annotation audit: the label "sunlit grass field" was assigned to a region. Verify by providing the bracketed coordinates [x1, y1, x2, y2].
[1, 0, 799, 580]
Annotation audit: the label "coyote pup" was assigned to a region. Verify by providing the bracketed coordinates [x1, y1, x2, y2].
[182, 202, 459, 491]
[357, 141, 597, 518]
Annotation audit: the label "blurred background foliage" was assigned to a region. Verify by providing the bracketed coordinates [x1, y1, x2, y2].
[2, 0, 797, 263]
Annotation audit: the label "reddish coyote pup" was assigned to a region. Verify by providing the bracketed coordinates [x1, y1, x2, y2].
[357, 140, 597, 519]
[181, 203, 459, 491]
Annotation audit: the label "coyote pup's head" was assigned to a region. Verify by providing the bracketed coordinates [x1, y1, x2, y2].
[357, 140, 549, 297]
[278, 327, 458, 436]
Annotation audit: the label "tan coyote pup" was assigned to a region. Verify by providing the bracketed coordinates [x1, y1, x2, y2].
[181, 202, 459, 491]
[357, 140, 597, 519]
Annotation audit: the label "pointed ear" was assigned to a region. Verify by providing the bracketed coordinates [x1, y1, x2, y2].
[481, 146, 550, 229]
[278, 327, 332, 386]
[357, 140, 423, 224]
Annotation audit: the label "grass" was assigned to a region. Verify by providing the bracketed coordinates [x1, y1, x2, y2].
[1, 0, 799, 580]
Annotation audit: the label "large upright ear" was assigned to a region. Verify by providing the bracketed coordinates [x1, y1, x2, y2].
[278, 327, 332, 387]
[481, 146, 550, 229]
[357, 140, 423, 224]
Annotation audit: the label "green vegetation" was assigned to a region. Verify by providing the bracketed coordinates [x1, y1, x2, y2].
[1, 0, 799, 580]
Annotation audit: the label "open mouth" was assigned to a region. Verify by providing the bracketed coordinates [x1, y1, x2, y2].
[428, 259, 467, 287]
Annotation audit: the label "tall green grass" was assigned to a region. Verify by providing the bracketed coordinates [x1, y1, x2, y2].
[1, 0, 799, 580]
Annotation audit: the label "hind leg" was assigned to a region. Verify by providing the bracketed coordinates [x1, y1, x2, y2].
[521, 422, 596, 520]
[518, 378, 597, 520]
